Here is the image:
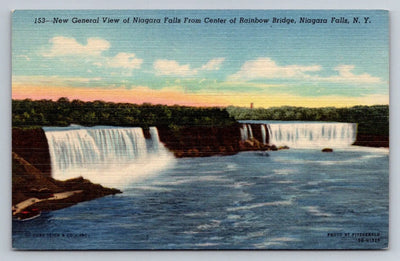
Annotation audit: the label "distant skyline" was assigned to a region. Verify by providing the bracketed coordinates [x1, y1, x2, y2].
[12, 10, 389, 108]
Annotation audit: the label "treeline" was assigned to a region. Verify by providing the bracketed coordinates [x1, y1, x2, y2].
[12, 98, 389, 137]
[12, 98, 237, 129]
[227, 105, 389, 136]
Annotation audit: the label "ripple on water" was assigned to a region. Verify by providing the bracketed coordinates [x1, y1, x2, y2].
[272, 168, 297, 175]
[253, 237, 299, 248]
[226, 200, 293, 212]
[303, 206, 333, 217]
[196, 220, 221, 230]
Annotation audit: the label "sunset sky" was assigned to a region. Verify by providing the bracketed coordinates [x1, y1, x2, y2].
[12, 10, 389, 108]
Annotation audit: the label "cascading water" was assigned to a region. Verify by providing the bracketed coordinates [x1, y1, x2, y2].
[43, 125, 175, 188]
[149, 126, 161, 151]
[240, 124, 248, 141]
[240, 124, 254, 141]
[248, 125, 254, 139]
[261, 124, 267, 145]
[268, 122, 357, 148]
[240, 121, 357, 148]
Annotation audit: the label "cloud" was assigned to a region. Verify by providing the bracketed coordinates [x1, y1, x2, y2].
[12, 75, 104, 86]
[224, 92, 389, 108]
[43, 36, 110, 57]
[153, 58, 226, 77]
[200, 58, 225, 71]
[318, 65, 382, 84]
[42, 36, 144, 72]
[12, 83, 388, 108]
[107, 52, 143, 69]
[153, 59, 198, 76]
[93, 62, 103, 67]
[229, 57, 382, 85]
[229, 57, 321, 81]
[16, 55, 31, 61]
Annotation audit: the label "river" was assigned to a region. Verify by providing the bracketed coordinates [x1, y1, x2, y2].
[13, 128, 388, 249]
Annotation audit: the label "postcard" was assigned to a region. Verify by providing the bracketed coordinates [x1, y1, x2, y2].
[11, 10, 389, 250]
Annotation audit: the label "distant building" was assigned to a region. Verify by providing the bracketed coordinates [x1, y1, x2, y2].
[250, 102, 254, 109]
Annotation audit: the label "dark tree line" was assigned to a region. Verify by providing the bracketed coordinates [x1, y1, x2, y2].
[12, 98, 389, 137]
[12, 98, 237, 129]
[226, 105, 389, 136]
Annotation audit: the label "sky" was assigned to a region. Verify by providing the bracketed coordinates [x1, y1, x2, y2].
[12, 10, 389, 108]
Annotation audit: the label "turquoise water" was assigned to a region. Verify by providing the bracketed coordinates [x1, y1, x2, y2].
[12, 147, 388, 250]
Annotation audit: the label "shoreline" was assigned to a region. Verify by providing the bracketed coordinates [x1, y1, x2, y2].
[11, 123, 388, 218]
[11, 132, 388, 219]
[13, 190, 83, 215]
[12, 152, 121, 220]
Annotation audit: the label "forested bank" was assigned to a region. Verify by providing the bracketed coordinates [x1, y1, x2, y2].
[13, 99, 389, 136]
[12, 99, 389, 149]
[12, 98, 236, 129]
[11, 99, 389, 219]
[227, 105, 389, 137]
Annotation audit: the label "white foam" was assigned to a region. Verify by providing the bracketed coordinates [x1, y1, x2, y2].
[44, 125, 176, 189]
[253, 236, 299, 248]
[227, 200, 292, 212]
[272, 168, 296, 175]
[195, 243, 219, 247]
[268, 122, 357, 148]
[304, 206, 333, 217]
[197, 220, 221, 230]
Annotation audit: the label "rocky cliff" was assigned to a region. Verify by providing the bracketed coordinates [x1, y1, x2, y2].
[12, 152, 121, 218]
[157, 124, 243, 157]
[12, 128, 52, 177]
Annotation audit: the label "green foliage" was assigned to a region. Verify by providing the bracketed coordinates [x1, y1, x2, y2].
[12, 98, 389, 137]
[227, 105, 389, 136]
[12, 98, 237, 128]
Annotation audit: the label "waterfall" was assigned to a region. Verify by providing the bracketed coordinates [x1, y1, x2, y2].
[240, 124, 254, 141]
[261, 124, 267, 145]
[43, 125, 175, 188]
[248, 125, 254, 139]
[240, 124, 248, 141]
[268, 122, 357, 148]
[149, 126, 161, 150]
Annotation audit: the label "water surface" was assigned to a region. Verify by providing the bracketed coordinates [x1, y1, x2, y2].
[13, 147, 388, 249]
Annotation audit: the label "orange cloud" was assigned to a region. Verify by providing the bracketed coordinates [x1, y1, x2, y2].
[12, 84, 388, 108]
[12, 84, 231, 107]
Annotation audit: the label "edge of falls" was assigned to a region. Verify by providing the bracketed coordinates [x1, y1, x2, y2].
[43, 125, 175, 188]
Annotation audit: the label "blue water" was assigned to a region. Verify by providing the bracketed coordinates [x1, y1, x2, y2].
[12, 147, 388, 250]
